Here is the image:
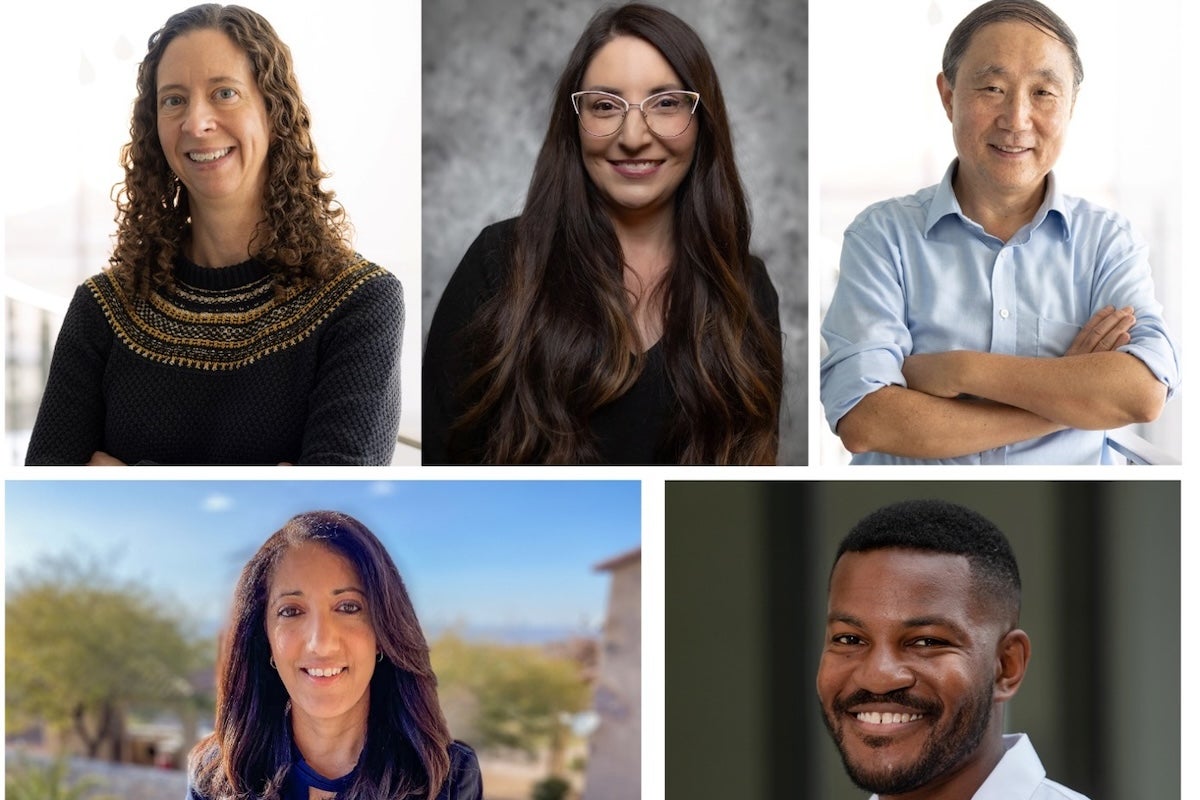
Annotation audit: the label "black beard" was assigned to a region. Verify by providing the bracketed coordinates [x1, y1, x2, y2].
[821, 683, 993, 796]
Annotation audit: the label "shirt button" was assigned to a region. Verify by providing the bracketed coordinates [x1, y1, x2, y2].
[999, 309, 1010, 319]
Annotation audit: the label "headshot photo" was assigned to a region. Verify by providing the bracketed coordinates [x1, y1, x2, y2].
[665, 480, 1179, 800]
[4, 1, 420, 466]
[421, 0, 806, 465]
[814, 0, 1182, 465]
[5, 480, 641, 800]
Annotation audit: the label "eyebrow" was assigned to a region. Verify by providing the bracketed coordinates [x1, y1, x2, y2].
[273, 586, 366, 601]
[971, 65, 1065, 86]
[157, 76, 249, 96]
[581, 83, 685, 96]
[903, 615, 971, 640]
[827, 612, 971, 640]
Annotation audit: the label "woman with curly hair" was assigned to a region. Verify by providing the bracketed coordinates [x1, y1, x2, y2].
[422, 3, 783, 465]
[188, 510, 482, 800]
[25, 4, 403, 465]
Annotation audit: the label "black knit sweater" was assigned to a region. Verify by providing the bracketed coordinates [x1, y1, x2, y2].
[25, 256, 403, 465]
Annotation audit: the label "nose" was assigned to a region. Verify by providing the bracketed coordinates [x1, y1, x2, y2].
[304, 610, 338, 655]
[617, 105, 653, 148]
[853, 644, 916, 695]
[998, 91, 1032, 131]
[182, 98, 216, 137]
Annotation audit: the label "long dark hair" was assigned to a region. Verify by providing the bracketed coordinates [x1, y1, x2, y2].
[189, 511, 451, 800]
[113, 4, 354, 297]
[452, 2, 782, 464]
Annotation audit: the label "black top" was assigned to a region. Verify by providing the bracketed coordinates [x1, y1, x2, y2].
[25, 256, 403, 466]
[186, 740, 482, 800]
[422, 217, 781, 464]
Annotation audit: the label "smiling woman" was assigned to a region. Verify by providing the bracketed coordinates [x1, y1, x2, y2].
[24, 3, 404, 466]
[188, 510, 482, 800]
[422, 3, 783, 465]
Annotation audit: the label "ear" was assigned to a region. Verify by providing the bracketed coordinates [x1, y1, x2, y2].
[993, 628, 1031, 702]
[936, 72, 955, 123]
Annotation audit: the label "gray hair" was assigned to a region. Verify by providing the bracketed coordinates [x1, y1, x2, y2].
[942, 0, 1083, 89]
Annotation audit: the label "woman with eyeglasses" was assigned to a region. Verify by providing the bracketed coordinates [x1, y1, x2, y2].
[423, 2, 783, 465]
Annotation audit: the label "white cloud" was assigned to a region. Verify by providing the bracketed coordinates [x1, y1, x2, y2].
[202, 493, 234, 513]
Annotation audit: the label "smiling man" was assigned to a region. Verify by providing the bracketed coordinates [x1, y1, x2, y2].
[820, 0, 1179, 464]
[817, 499, 1089, 799]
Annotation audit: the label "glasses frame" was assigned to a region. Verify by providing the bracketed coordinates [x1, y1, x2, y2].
[570, 89, 702, 138]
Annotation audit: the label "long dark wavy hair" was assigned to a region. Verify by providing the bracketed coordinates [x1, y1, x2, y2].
[112, 4, 354, 297]
[189, 511, 452, 800]
[452, 3, 783, 464]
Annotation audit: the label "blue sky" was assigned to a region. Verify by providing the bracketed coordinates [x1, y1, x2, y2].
[4, 480, 640, 642]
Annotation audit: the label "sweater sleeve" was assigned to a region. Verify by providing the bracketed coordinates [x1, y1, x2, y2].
[421, 222, 510, 464]
[298, 268, 404, 466]
[24, 282, 113, 465]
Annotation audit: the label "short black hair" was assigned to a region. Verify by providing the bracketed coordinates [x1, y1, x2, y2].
[833, 499, 1022, 626]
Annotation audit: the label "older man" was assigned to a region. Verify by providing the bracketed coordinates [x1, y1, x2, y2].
[820, 0, 1178, 464]
[817, 499, 1089, 799]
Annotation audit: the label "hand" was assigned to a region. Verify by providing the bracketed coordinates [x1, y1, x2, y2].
[86, 451, 127, 466]
[1066, 305, 1134, 356]
[901, 351, 965, 398]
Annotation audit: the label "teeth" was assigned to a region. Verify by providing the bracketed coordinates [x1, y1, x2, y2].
[305, 667, 343, 677]
[994, 145, 1027, 153]
[188, 148, 231, 163]
[856, 711, 924, 724]
[614, 160, 660, 172]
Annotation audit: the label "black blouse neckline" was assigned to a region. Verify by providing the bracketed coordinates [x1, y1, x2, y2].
[174, 255, 270, 291]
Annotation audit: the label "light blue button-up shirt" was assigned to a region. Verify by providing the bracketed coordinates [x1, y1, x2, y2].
[866, 733, 1090, 800]
[821, 162, 1179, 465]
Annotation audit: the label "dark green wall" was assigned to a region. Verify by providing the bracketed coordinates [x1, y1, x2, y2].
[665, 481, 1179, 800]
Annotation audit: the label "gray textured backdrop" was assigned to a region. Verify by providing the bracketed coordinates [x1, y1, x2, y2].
[422, 0, 808, 464]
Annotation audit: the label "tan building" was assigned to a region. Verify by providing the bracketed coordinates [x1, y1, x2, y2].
[583, 547, 641, 800]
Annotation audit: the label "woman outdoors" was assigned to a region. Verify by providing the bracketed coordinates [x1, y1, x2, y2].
[25, 4, 403, 466]
[422, 3, 783, 465]
[187, 510, 481, 800]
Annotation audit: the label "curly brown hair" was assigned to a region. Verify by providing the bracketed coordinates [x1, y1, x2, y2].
[112, 4, 353, 296]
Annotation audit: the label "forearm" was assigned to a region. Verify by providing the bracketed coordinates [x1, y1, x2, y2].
[300, 272, 404, 465]
[949, 351, 1166, 429]
[25, 287, 111, 465]
[836, 385, 1065, 459]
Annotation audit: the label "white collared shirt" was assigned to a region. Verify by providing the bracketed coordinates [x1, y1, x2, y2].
[867, 733, 1090, 799]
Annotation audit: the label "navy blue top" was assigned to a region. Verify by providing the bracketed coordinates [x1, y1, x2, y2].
[187, 740, 482, 799]
[283, 749, 356, 799]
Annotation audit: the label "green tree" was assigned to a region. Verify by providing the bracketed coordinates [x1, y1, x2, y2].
[432, 633, 590, 776]
[6, 552, 208, 760]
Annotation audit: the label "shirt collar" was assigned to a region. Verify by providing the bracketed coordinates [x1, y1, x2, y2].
[867, 733, 1044, 800]
[924, 160, 1071, 242]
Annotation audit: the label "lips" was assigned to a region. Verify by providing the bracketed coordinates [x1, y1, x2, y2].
[609, 159, 664, 178]
[835, 690, 939, 728]
[302, 666, 345, 678]
[989, 143, 1032, 156]
[187, 147, 233, 163]
[854, 710, 925, 725]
